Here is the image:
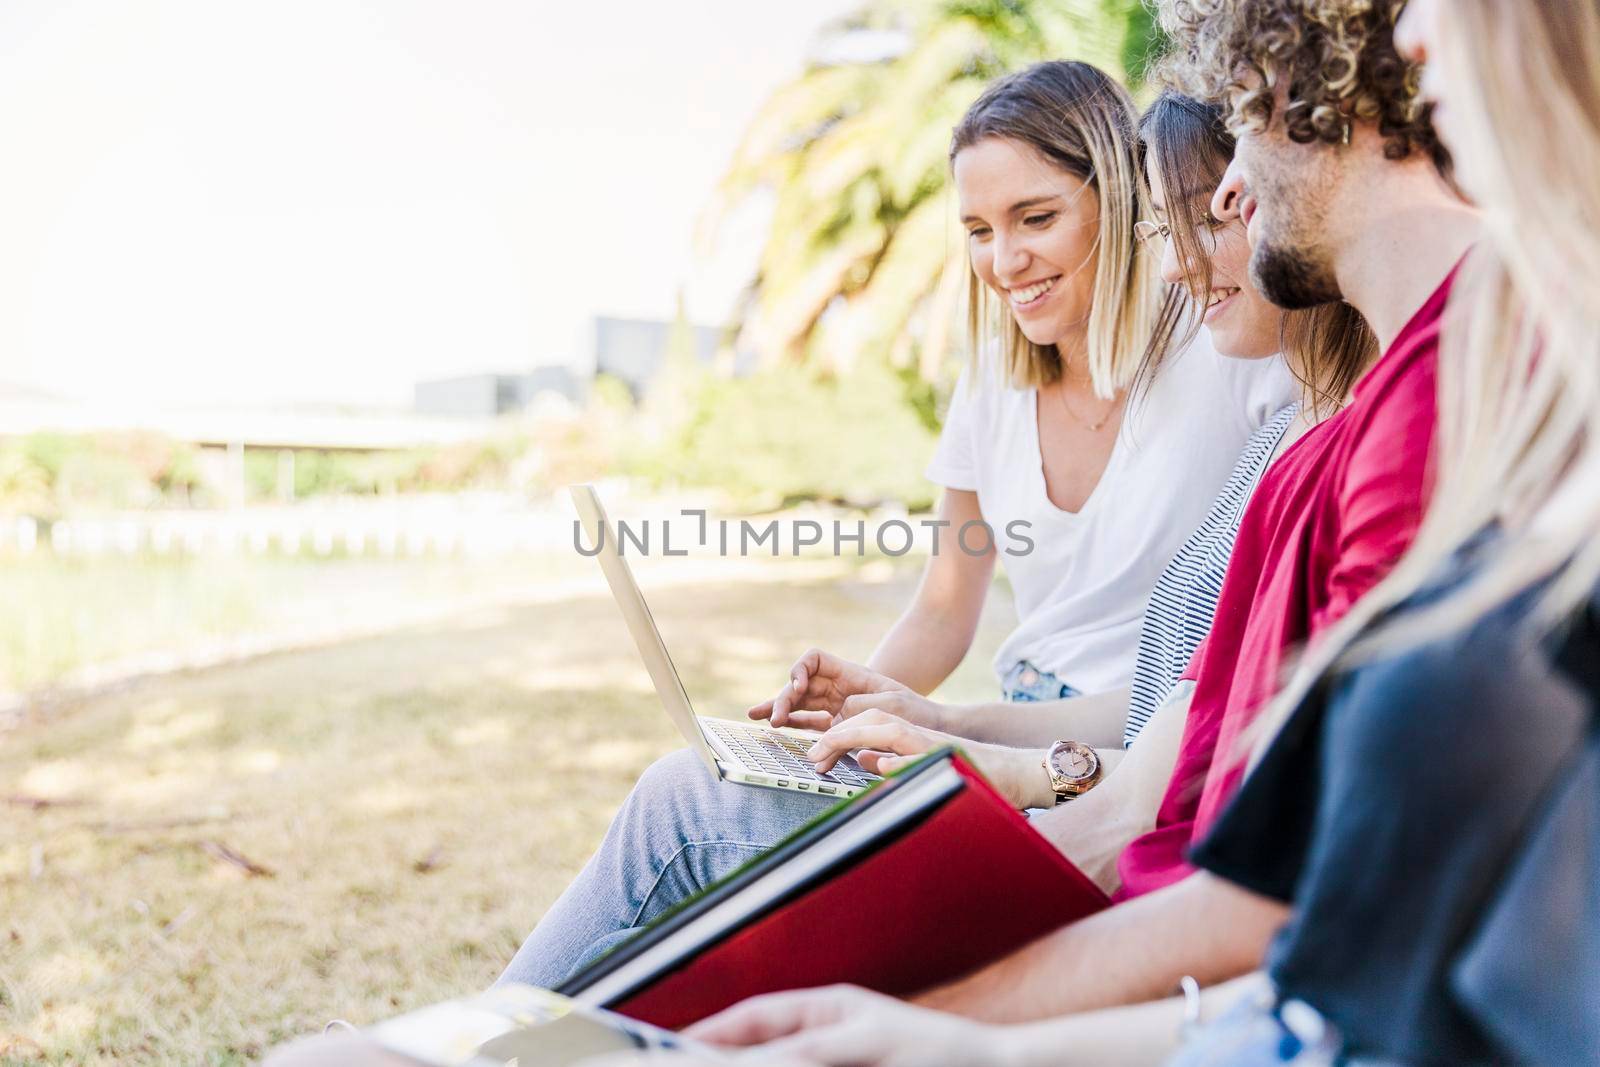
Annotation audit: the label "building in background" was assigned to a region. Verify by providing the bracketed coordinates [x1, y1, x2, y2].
[591, 315, 724, 398]
[414, 374, 533, 418]
[414, 314, 751, 417]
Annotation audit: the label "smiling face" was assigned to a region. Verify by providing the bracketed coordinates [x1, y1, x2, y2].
[954, 136, 1100, 349]
[1145, 147, 1282, 359]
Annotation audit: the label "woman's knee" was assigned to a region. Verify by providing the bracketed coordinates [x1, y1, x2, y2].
[620, 745, 825, 844]
[616, 747, 727, 838]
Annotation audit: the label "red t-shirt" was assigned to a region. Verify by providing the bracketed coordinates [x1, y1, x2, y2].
[1115, 270, 1454, 900]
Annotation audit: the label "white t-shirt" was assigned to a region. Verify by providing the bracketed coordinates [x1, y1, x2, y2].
[925, 329, 1296, 695]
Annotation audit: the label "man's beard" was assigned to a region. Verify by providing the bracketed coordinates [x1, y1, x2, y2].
[1251, 240, 1342, 309]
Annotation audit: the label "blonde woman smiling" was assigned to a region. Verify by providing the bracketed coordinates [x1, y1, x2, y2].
[760, 62, 1296, 740]
[492, 60, 1293, 991]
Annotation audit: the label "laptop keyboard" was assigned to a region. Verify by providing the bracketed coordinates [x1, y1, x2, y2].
[702, 718, 878, 787]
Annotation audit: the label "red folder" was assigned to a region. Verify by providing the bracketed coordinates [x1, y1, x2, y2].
[558, 748, 1108, 1029]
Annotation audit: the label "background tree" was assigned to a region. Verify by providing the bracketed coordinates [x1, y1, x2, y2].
[707, 0, 1160, 382]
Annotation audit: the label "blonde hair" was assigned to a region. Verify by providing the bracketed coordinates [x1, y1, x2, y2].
[1258, 0, 1600, 744]
[950, 61, 1160, 396]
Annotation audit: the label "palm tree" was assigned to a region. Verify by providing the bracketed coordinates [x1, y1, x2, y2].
[706, 0, 1160, 381]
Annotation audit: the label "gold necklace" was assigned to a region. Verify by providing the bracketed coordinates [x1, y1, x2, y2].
[1051, 378, 1122, 432]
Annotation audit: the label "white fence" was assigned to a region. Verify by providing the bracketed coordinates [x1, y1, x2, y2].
[1, 500, 579, 560]
[0, 489, 941, 563]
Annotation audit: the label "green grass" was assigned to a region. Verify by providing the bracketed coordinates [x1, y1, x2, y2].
[0, 561, 1013, 1064]
[0, 554, 580, 695]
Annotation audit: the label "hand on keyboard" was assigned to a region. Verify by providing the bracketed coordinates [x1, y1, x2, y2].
[802, 708, 964, 777]
[746, 648, 909, 731]
[703, 719, 876, 786]
[806, 711, 1051, 810]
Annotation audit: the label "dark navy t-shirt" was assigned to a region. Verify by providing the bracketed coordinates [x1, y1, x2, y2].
[1191, 552, 1599, 1066]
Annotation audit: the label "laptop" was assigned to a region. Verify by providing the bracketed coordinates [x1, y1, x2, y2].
[571, 484, 879, 799]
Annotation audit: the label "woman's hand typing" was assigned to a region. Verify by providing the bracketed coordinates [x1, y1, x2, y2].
[746, 648, 910, 731]
[804, 708, 1056, 810]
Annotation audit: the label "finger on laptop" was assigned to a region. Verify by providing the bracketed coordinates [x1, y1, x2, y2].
[837, 691, 908, 721]
[759, 677, 802, 726]
[854, 750, 911, 776]
[779, 710, 834, 732]
[789, 648, 826, 693]
[776, 651, 827, 725]
[768, 683, 796, 727]
[805, 719, 931, 774]
[771, 654, 816, 726]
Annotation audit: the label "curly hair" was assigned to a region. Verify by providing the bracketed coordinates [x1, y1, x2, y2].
[1157, 0, 1444, 165]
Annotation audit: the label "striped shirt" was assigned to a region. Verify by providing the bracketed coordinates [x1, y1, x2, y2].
[1123, 402, 1301, 747]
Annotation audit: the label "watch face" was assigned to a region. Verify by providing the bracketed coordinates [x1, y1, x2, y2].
[1058, 747, 1094, 778]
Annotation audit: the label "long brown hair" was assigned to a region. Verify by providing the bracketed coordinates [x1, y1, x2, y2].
[949, 61, 1159, 398]
[1137, 90, 1375, 415]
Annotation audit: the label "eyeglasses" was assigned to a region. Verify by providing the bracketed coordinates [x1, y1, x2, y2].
[1133, 219, 1173, 242]
[1134, 210, 1227, 251]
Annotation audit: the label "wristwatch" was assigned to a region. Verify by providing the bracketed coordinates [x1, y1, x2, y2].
[1043, 739, 1102, 803]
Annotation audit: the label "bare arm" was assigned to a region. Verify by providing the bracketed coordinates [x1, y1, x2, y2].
[934, 685, 1132, 748]
[998, 972, 1270, 1067]
[1025, 682, 1192, 891]
[803, 708, 1128, 810]
[866, 489, 996, 694]
[680, 974, 1270, 1067]
[807, 683, 1184, 817]
[916, 870, 1286, 1024]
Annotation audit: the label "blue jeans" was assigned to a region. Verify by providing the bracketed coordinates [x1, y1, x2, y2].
[498, 662, 1078, 989]
[1165, 991, 1405, 1067]
[497, 748, 835, 988]
[1000, 660, 1080, 702]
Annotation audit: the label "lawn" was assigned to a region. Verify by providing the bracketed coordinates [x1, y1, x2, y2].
[0, 557, 1012, 1064]
[0, 553, 582, 696]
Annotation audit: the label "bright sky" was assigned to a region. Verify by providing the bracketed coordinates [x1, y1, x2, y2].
[0, 0, 859, 409]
